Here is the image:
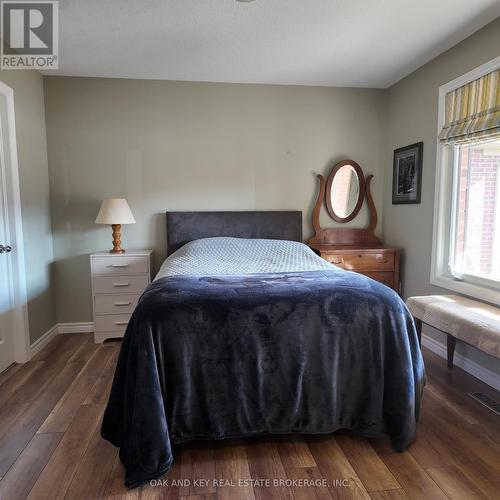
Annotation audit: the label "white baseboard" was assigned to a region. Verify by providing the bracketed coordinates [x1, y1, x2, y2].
[57, 322, 94, 334]
[422, 334, 500, 392]
[29, 324, 58, 357]
[29, 322, 94, 358]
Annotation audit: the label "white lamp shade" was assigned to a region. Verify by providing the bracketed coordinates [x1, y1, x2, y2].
[95, 198, 136, 225]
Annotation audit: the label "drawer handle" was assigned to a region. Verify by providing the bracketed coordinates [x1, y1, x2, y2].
[114, 301, 131, 306]
[331, 257, 344, 265]
[113, 282, 130, 287]
[110, 264, 129, 268]
[114, 321, 129, 325]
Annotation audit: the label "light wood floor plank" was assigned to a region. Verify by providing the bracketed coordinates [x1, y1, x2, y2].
[274, 435, 316, 471]
[380, 452, 448, 500]
[38, 372, 98, 433]
[411, 392, 500, 498]
[424, 382, 478, 425]
[406, 406, 456, 470]
[100, 454, 140, 499]
[83, 372, 114, 405]
[65, 416, 117, 499]
[0, 334, 87, 439]
[67, 336, 99, 365]
[78, 344, 116, 379]
[286, 466, 333, 500]
[0, 433, 62, 500]
[214, 439, 255, 500]
[366, 437, 396, 458]
[0, 362, 55, 441]
[27, 403, 103, 500]
[0, 362, 83, 479]
[177, 443, 218, 497]
[369, 489, 409, 500]
[0, 363, 23, 389]
[29, 335, 67, 363]
[423, 390, 500, 477]
[31, 334, 86, 365]
[0, 361, 46, 410]
[179, 495, 217, 500]
[306, 435, 372, 500]
[0, 400, 31, 443]
[336, 432, 400, 492]
[426, 465, 488, 500]
[101, 343, 120, 377]
[450, 458, 500, 500]
[189, 443, 217, 496]
[139, 456, 182, 499]
[423, 350, 500, 443]
[245, 437, 293, 500]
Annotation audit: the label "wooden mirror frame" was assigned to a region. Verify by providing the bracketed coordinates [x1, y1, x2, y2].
[308, 159, 381, 247]
[326, 160, 365, 223]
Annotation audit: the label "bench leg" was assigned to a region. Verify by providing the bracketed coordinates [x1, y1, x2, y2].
[447, 334, 456, 369]
[414, 318, 422, 347]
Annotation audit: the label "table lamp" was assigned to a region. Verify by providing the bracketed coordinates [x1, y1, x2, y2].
[95, 198, 136, 253]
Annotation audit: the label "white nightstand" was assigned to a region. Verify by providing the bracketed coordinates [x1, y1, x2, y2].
[90, 250, 152, 343]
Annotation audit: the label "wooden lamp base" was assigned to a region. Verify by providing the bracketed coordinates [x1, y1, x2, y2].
[110, 224, 126, 254]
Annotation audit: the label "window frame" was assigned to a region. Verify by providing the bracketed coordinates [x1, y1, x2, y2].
[430, 56, 500, 306]
[448, 140, 500, 287]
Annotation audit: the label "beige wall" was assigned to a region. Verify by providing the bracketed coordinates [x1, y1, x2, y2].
[43, 78, 387, 322]
[382, 17, 500, 375]
[0, 68, 56, 343]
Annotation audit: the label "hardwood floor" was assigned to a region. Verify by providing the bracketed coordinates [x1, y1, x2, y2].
[0, 333, 499, 499]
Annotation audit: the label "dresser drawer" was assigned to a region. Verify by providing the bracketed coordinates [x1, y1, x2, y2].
[94, 314, 131, 333]
[362, 271, 395, 289]
[93, 275, 149, 294]
[324, 252, 394, 271]
[94, 294, 140, 314]
[91, 255, 148, 276]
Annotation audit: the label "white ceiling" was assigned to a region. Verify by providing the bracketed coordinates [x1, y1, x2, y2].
[46, 0, 500, 88]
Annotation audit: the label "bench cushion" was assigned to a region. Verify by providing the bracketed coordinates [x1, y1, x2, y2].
[406, 295, 500, 359]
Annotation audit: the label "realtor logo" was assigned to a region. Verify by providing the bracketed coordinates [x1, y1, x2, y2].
[1, 1, 58, 69]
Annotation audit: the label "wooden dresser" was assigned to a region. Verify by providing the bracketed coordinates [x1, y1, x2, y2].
[90, 250, 152, 343]
[309, 244, 401, 293]
[307, 159, 404, 294]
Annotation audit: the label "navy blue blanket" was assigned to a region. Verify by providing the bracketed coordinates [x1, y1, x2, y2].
[101, 270, 425, 488]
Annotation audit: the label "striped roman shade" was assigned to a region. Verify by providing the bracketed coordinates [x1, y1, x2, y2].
[438, 69, 499, 144]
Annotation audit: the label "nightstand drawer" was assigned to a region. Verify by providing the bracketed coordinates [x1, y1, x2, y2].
[325, 252, 394, 270]
[91, 255, 148, 276]
[94, 314, 131, 333]
[93, 275, 149, 294]
[94, 294, 140, 314]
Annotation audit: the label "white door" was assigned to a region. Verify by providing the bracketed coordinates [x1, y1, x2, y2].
[0, 83, 29, 372]
[0, 97, 15, 372]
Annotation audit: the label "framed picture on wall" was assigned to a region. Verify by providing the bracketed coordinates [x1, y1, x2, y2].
[392, 142, 423, 204]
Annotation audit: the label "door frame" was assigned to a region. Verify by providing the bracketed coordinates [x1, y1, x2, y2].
[0, 80, 30, 363]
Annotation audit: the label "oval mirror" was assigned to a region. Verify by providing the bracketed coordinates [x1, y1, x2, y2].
[326, 160, 365, 223]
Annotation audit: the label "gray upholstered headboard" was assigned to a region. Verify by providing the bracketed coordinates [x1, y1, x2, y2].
[166, 211, 302, 255]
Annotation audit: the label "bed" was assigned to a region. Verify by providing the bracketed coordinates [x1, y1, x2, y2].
[101, 211, 425, 488]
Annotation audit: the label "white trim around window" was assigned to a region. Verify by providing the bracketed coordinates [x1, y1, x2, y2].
[430, 56, 500, 306]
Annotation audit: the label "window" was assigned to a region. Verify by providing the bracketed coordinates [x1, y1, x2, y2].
[449, 139, 500, 286]
[431, 57, 500, 305]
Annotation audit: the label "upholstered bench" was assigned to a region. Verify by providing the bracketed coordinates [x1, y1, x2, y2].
[406, 295, 500, 368]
